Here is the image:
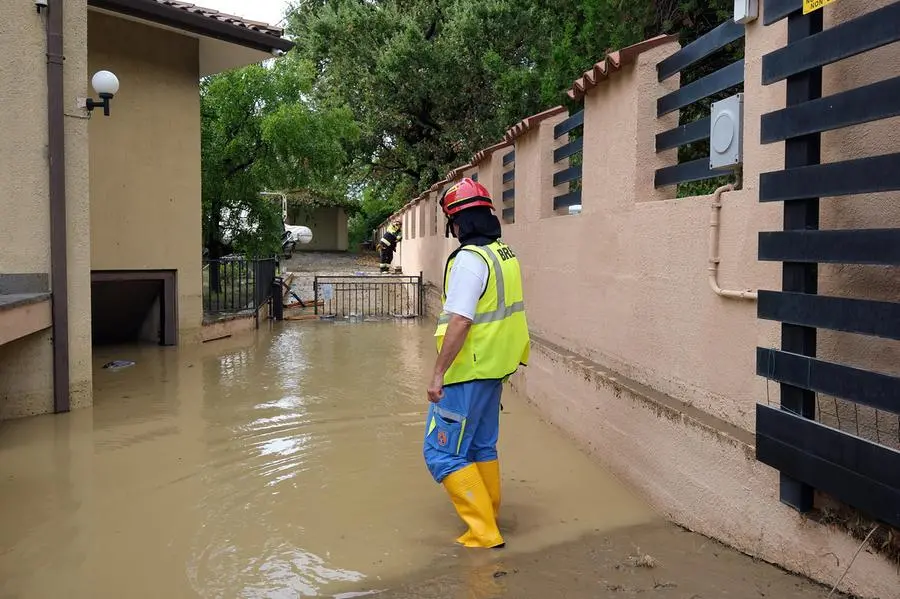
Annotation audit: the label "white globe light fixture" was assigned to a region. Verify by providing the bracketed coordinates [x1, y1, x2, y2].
[86, 70, 120, 117]
[295, 226, 314, 245]
[286, 225, 314, 245]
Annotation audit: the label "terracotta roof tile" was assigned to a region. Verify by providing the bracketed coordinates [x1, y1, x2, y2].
[428, 178, 450, 194]
[503, 106, 567, 142]
[567, 35, 678, 102]
[446, 163, 474, 181]
[471, 140, 512, 166]
[155, 0, 285, 37]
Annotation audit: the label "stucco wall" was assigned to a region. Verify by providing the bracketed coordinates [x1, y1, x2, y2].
[0, 0, 92, 418]
[88, 12, 202, 341]
[288, 205, 349, 251]
[389, 3, 900, 594]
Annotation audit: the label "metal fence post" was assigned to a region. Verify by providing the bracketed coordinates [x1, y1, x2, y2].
[419, 271, 423, 316]
[314, 276, 319, 315]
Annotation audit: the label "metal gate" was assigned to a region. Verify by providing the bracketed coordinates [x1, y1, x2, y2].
[314, 273, 423, 319]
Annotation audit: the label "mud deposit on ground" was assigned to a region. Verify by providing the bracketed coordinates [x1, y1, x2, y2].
[372, 523, 837, 599]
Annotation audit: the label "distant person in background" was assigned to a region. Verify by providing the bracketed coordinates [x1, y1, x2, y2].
[378, 220, 402, 274]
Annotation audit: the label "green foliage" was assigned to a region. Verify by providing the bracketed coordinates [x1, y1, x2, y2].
[347, 180, 416, 247]
[286, 0, 736, 231]
[201, 53, 359, 259]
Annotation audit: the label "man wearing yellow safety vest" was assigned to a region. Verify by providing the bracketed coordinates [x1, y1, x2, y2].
[424, 177, 530, 549]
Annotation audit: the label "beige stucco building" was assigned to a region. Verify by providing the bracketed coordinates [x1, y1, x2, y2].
[285, 202, 350, 252]
[0, 0, 293, 419]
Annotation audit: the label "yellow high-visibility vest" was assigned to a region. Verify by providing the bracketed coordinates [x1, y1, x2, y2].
[380, 223, 401, 248]
[435, 240, 530, 385]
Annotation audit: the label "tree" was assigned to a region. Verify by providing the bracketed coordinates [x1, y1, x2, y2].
[201, 53, 360, 265]
[287, 0, 735, 240]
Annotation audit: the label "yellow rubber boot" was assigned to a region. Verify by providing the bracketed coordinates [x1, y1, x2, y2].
[442, 464, 504, 548]
[456, 460, 502, 547]
[476, 460, 501, 516]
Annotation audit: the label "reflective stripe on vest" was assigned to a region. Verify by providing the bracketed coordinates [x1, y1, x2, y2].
[435, 241, 530, 385]
[436, 244, 525, 325]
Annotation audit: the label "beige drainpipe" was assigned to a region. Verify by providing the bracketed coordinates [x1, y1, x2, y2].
[708, 184, 758, 301]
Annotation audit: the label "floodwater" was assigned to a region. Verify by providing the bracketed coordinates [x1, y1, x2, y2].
[0, 321, 834, 598]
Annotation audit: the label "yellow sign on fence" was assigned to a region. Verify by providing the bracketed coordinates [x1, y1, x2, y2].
[803, 0, 836, 14]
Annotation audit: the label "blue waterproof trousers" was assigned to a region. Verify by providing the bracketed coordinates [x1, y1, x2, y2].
[423, 379, 503, 483]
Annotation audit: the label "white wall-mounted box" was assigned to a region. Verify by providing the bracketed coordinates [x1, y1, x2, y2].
[734, 0, 758, 23]
[710, 93, 744, 170]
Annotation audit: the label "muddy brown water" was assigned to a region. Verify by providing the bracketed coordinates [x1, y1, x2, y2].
[0, 321, 835, 598]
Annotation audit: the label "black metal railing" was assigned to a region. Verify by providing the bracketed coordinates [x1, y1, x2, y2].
[203, 256, 278, 315]
[654, 19, 746, 191]
[552, 109, 584, 212]
[314, 273, 423, 319]
[502, 150, 515, 223]
[755, 0, 900, 528]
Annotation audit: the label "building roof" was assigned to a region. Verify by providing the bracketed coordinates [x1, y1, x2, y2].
[156, 0, 284, 36]
[89, 0, 295, 52]
[283, 188, 350, 208]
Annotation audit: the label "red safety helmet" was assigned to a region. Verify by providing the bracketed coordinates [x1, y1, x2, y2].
[440, 178, 494, 217]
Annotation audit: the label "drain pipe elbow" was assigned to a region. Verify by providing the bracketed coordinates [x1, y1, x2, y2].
[707, 184, 758, 301]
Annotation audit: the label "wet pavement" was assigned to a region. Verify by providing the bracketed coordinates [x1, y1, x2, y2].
[0, 321, 835, 598]
[282, 251, 380, 275]
[280, 251, 382, 307]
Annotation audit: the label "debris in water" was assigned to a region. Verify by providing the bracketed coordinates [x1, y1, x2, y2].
[627, 548, 657, 568]
[102, 360, 135, 371]
[284, 314, 319, 321]
[493, 571, 508, 578]
[654, 581, 677, 589]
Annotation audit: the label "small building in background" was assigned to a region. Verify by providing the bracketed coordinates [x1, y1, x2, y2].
[284, 189, 350, 252]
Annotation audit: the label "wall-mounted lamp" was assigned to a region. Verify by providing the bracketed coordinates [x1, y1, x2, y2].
[85, 70, 120, 117]
[35, 0, 48, 13]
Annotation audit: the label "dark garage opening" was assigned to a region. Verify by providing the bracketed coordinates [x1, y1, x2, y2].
[91, 271, 177, 346]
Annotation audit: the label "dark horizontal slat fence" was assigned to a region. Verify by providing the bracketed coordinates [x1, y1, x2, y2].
[655, 117, 710, 152]
[755, 1, 900, 526]
[552, 109, 583, 211]
[654, 19, 746, 189]
[758, 229, 900, 265]
[763, 0, 802, 25]
[757, 405, 900, 529]
[502, 149, 515, 223]
[761, 76, 900, 143]
[757, 349, 900, 415]
[658, 20, 745, 82]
